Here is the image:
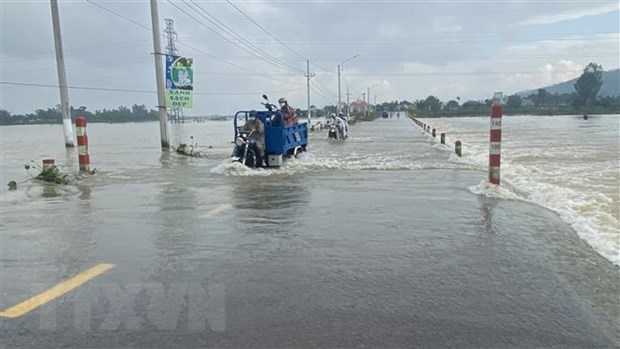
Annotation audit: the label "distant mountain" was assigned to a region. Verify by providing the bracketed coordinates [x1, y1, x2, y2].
[519, 69, 620, 97]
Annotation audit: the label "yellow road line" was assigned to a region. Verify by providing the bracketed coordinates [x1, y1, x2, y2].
[0, 263, 114, 318]
[201, 203, 233, 219]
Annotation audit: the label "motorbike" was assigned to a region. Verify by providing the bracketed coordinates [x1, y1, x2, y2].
[328, 125, 339, 140]
[232, 129, 260, 167]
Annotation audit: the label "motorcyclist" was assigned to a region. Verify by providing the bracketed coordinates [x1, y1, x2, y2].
[336, 112, 349, 139]
[329, 113, 348, 140]
[278, 97, 298, 125]
[247, 110, 266, 166]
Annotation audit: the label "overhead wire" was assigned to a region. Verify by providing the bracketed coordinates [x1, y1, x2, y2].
[0, 81, 305, 96]
[167, 0, 304, 74]
[86, 0, 151, 31]
[314, 75, 337, 97]
[175, 41, 305, 86]
[85, 0, 305, 87]
[309, 83, 333, 101]
[224, 0, 333, 73]
[179, 31, 619, 44]
[224, 0, 307, 61]
[185, 0, 304, 74]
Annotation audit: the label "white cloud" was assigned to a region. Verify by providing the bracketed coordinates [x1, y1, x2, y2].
[519, 2, 620, 26]
[555, 60, 583, 82]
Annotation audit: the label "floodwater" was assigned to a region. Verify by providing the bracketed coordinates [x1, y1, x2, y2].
[0, 115, 619, 348]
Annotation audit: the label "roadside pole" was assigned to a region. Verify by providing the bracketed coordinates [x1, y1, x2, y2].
[50, 0, 74, 147]
[150, 0, 170, 150]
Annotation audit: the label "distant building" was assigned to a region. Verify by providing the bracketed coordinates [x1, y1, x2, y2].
[350, 99, 367, 113]
[521, 99, 535, 108]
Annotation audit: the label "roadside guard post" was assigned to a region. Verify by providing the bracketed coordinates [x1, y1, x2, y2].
[76, 116, 90, 173]
[489, 104, 502, 185]
[42, 159, 55, 170]
[455, 140, 462, 157]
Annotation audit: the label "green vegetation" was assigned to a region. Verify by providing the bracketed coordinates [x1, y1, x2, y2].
[24, 162, 70, 184]
[574, 62, 604, 114]
[1, 104, 158, 125]
[380, 63, 619, 117]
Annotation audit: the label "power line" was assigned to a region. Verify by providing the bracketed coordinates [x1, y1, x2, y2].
[310, 62, 333, 73]
[86, 0, 151, 31]
[176, 41, 305, 86]
[188, 0, 304, 74]
[177, 32, 619, 45]
[310, 82, 330, 99]
[173, 52, 619, 63]
[314, 75, 337, 97]
[3, 57, 150, 77]
[341, 70, 590, 77]
[167, 0, 303, 74]
[85, 0, 305, 87]
[309, 84, 333, 101]
[225, 0, 307, 61]
[0, 81, 305, 96]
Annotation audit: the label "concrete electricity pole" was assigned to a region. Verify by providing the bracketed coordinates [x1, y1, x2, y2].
[337, 64, 341, 115]
[305, 60, 314, 124]
[346, 85, 351, 118]
[150, 0, 169, 149]
[337, 54, 359, 115]
[362, 92, 366, 115]
[50, 0, 74, 147]
[367, 86, 370, 116]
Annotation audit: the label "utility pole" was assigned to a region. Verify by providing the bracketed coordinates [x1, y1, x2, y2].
[362, 92, 366, 115]
[337, 54, 359, 116]
[305, 60, 314, 124]
[367, 86, 370, 116]
[164, 18, 183, 124]
[50, 0, 74, 147]
[337, 64, 341, 115]
[150, 0, 169, 149]
[346, 85, 351, 118]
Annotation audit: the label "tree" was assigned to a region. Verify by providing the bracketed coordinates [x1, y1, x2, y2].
[574, 62, 603, 110]
[461, 100, 484, 110]
[0, 110, 11, 125]
[535, 89, 548, 108]
[444, 100, 459, 111]
[506, 94, 522, 109]
[419, 95, 442, 112]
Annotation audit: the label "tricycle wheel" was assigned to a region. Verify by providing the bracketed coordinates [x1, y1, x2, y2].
[244, 149, 258, 168]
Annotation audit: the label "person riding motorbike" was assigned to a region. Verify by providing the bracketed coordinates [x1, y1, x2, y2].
[279, 97, 298, 125]
[329, 113, 348, 140]
[243, 110, 265, 166]
[336, 113, 349, 139]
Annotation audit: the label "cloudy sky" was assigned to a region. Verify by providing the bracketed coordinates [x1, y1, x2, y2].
[1, 0, 618, 115]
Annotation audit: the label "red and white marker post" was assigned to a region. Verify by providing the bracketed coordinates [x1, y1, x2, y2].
[75, 116, 90, 173]
[42, 159, 55, 170]
[489, 104, 502, 185]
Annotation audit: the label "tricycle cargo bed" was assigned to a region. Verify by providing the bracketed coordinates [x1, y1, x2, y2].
[265, 123, 308, 155]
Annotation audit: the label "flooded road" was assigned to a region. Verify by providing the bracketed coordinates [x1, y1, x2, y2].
[1, 116, 618, 348]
